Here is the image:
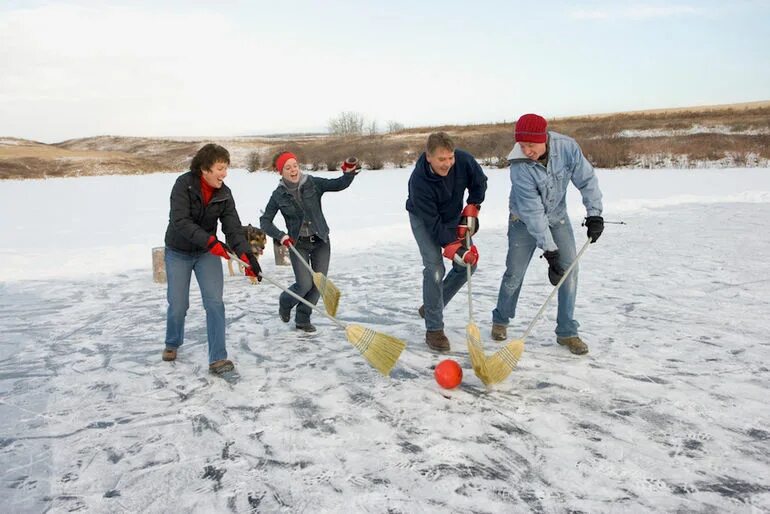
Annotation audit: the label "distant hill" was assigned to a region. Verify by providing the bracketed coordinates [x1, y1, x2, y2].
[2, 101, 769, 179]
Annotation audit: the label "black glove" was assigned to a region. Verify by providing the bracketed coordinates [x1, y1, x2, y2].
[584, 216, 604, 243]
[245, 252, 262, 282]
[542, 250, 564, 286]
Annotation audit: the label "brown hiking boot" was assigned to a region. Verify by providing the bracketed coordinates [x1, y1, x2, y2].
[425, 330, 450, 352]
[209, 359, 235, 374]
[491, 324, 507, 341]
[557, 336, 588, 355]
[162, 347, 177, 361]
[418, 305, 425, 319]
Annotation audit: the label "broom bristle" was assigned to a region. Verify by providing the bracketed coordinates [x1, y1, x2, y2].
[485, 339, 525, 384]
[313, 272, 340, 317]
[466, 323, 493, 385]
[346, 325, 406, 376]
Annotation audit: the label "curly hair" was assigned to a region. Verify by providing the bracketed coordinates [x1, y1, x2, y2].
[190, 143, 230, 174]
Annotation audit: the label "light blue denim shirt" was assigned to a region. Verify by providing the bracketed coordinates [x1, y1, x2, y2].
[507, 131, 603, 251]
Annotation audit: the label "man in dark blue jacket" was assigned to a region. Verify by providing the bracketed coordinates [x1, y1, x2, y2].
[406, 132, 488, 351]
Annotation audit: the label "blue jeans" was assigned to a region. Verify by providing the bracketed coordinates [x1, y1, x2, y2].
[492, 216, 579, 337]
[164, 248, 227, 364]
[409, 212, 476, 331]
[281, 236, 331, 325]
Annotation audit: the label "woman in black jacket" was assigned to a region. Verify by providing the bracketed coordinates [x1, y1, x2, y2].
[162, 143, 261, 374]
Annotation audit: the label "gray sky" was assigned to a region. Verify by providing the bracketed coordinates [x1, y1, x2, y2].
[1, 0, 769, 142]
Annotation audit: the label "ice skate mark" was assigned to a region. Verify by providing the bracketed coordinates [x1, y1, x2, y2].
[43, 495, 86, 511]
[747, 428, 769, 441]
[103, 489, 120, 498]
[419, 461, 507, 481]
[105, 449, 123, 464]
[302, 469, 335, 486]
[60, 471, 78, 483]
[247, 491, 265, 510]
[490, 422, 530, 437]
[694, 476, 770, 501]
[612, 369, 669, 384]
[227, 404, 270, 423]
[518, 488, 546, 513]
[201, 464, 226, 491]
[621, 302, 639, 313]
[8, 475, 38, 491]
[191, 414, 222, 436]
[398, 440, 422, 454]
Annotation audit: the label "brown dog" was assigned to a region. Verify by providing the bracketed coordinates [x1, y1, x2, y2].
[228, 224, 266, 283]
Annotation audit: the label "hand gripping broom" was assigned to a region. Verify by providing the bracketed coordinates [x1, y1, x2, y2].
[484, 238, 592, 384]
[286, 242, 341, 318]
[463, 233, 493, 385]
[227, 251, 406, 376]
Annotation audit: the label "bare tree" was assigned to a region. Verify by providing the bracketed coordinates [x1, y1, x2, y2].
[386, 120, 405, 133]
[328, 111, 365, 136]
[366, 120, 379, 136]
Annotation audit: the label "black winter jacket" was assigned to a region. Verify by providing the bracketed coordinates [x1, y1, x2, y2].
[405, 149, 488, 246]
[164, 171, 250, 255]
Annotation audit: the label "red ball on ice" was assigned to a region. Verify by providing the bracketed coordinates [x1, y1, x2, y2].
[434, 359, 463, 389]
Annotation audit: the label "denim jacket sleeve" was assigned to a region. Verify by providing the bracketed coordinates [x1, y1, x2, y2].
[568, 143, 603, 217]
[313, 172, 355, 194]
[511, 165, 558, 251]
[259, 193, 287, 241]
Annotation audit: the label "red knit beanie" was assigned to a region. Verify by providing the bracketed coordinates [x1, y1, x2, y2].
[275, 152, 297, 172]
[515, 114, 548, 143]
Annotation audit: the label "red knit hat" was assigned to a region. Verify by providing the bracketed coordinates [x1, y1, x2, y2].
[275, 152, 297, 172]
[515, 114, 548, 143]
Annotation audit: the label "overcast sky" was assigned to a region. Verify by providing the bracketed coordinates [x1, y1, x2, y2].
[1, 0, 769, 143]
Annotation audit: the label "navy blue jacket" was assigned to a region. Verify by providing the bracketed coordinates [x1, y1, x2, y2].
[260, 173, 355, 242]
[405, 149, 488, 246]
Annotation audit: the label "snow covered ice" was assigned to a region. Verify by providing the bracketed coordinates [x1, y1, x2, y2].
[1, 167, 769, 512]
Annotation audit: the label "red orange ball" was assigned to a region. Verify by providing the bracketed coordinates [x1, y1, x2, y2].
[434, 359, 463, 389]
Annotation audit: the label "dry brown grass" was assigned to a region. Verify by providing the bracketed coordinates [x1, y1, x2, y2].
[2, 101, 768, 179]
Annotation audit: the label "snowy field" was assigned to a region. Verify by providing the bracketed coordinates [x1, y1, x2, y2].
[1, 167, 769, 512]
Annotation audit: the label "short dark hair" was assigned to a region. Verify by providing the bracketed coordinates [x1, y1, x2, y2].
[191, 143, 230, 174]
[426, 132, 455, 155]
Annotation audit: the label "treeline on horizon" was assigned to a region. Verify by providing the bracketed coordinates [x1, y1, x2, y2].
[247, 106, 770, 171]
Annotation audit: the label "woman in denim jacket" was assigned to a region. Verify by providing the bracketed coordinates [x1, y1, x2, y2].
[260, 151, 359, 332]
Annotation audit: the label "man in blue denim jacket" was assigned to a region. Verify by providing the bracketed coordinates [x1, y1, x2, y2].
[491, 114, 604, 355]
[406, 132, 488, 351]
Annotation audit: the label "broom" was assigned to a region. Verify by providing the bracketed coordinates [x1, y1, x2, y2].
[463, 233, 492, 385]
[227, 251, 406, 376]
[485, 238, 592, 384]
[286, 242, 341, 318]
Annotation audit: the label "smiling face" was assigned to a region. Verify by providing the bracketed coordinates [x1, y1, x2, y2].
[426, 147, 455, 176]
[201, 160, 228, 188]
[519, 141, 547, 160]
[279, 158, 301, 183]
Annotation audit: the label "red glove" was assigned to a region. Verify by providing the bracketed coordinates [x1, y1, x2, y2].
[442, 240, 479, 266]
[457, 204, 480, 238]
[240, 252, 262, 282]
[280, 235, 295, 247]
[341, 157, 361, 174]
[207, 236, 230, 259]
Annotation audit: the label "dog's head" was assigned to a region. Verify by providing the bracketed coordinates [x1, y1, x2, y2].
[244, 224, 267, 256]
